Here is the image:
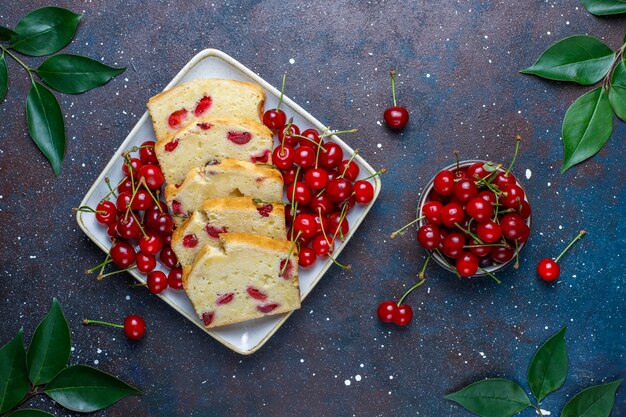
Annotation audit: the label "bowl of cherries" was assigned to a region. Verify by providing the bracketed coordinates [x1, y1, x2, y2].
[417, 149, 531, 280]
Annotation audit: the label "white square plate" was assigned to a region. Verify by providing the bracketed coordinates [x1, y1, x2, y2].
[76, 49, 381, 354]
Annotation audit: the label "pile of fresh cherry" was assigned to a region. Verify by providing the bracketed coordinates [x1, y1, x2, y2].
[78, 142, 182, 295]
[262, 76, 381, 269]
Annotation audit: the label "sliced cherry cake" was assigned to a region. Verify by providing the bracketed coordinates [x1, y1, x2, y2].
[164, 158, 283, 225]
[185, 232, 300, 328]
[155, 117, 273, 185]
[147, 78, 265, 141]
[171, 197, 286, 278]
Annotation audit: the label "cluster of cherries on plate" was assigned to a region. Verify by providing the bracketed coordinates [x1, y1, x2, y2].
[79, 143, 182, 296]
[262, 76, 382, 269]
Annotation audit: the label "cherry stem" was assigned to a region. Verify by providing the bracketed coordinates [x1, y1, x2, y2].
[454, 150, 460, 172]
[82, 319, 123, 329]
[142, 184, 162, 210]
[397, 255, 430, 306]
[100, 177, 124, 202]
[390, 68, 397, 106]
[290, 166, 301, 213]
[291, 134, 327, 152]
[104, 177, 118, 199]
[435, 248, 461, 277]
[362, 168, 388, 181]
[328, 253, 351, 271]
[318, 207, 332, 245]
[464, 243, 509, 248]
[479, 268, 501, 284]
[320, 128, 358, 138]
[130, 210, 149, 239]
[281, 118, 294, 152]
[493, 192, 500, 221]
[87, 255, 112, 273]
[554, 230, 586, 263]
[276, 72, 286, 111]
[73, 206, 106, 214]
[97, 266, 135, 280]
[454, 222, 483, 244]
[514, 240, 520, 269]
[390, 216, 424, 239]
[505, 135, 522, 176]
[338, 149, 360, 179]
[332, 203, 350, 242]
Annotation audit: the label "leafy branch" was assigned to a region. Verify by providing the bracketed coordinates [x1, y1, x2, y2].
[521, 30, 626, 173]
[0, 6, 125, 176]
[445, 327, 623, 417]
[0, 299, 140, 416]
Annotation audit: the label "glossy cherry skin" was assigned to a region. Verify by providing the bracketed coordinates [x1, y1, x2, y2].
[292, 214, 318, 239]
[433, 170, 455, 196]
[116, 192, 132, 212]
[139, 233, 163, 255]
[287, 182, 313, 205]
[417, 224, 441, 250]
[122, 157, 142, 178]
[298, 246, 317, 267]
[377, 300, 399, 323]
[168, 267, 184, 289]
[492, 246, 515, 264]
[309, 194, 334, 215]
[467, 162, 490, 180]
[311, 234, 333, 257]
[500, 184, 525, 209]
[494, 172, 517, 189]
[95, 201, 117, 225]
[422, 201, 443, 225]
[131, 189, 152, 211]
[441, 202, 465, 228]
[263, 109, 287, 130]
[139, 141, 158, 164]
[442, 232, 465, 258]
[393, 304, 413, 326]
[110, 241, 136, 268]
[278, 124, 300, 146]
[328, 212, 349, 237]
[326, 178, 353, 203]
[272, 145, 295, 170]
[354, 180, 374, 204]
[454, 178, 478, 203]
[136, 252, 156, 274]
[138, 164, 164, 189]
[116, 215, 142, 240]
[123, 315, 146, 340]
[537, 258, 560, 282]
[466, 197, 493, 222]
[294, 146, 316, 169]
[299, 128, 321, 148]
[477, 190, 497, 205]
[501, 214, 530, 243]
[159, 246, 178, 269]
[456, 252, 479, 277]
[384, 106, 409, 130]
[338, 159, 360, 181]
[304, 168, 329, 190]
[319, 143, 344, 169]
[468, 238, 491, 257]
[282, 165, 303, 185]
[476, 220, 502, 243]
[147, 271, 168, 294]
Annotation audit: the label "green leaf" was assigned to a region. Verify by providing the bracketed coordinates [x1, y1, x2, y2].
[9, 409, 55, 417]
[580, 0, 626, 16]
[561, 379, 623, 417]
[609, 61, 626, 121]
[445, 378, 533, 417]
[0, 54, 7, 103]
[26, 82, 66, 176]
[0, 26, 17, 41]
[37, 54, 125, 94]
[561, 87, 613, 173]
[521, 35, 615, 85]
[0, 331, 29, 413]
[10, 7, 81, 56]
[528, 326, 568, 402]
[26, 298, 70, 385]
[45, 365, 141, 412]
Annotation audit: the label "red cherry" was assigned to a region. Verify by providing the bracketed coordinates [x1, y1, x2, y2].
[298, 247, 317, 267]
[116, 192, 132, 212]
[309, 194, 334, 215]
[501, 214, 530, 243]
[272, 145, 295, 170]
[517, 199, 532, 219]
[122, 157, 142, 178]
[136, 252, 156, 274]
[354, 180, 374, 204]
[417, 224, 441, 250]
[131, 189, 152, 211]
[456, 252, 479, 277]
[326, 170, 340, 182]
[159, 246, 178, 268]
[319, 143, 344, 169]
[292, 214, 317, 239]
[139, 233, 163, 255]
[294, 146, 316, 169]
[263, 109, 286, 130]
[537, 259, 560, 282]
[384, 106, 409, 130]
[477, 190, 497, 205]
[494, 172, 517, 189]
[109, 241, 136, 268]
[287, 181, 312, 205]
[281, 165, 303, 185]
[476, 221, 502, 243]
[299, 128, 321, 148]
[149, 212, 174, 235]
[433, 170, 455, 196]
[467, 162, 490, 180]
[106, 222, 118, 239]
[454, 178, 478, 203]
[116, 215, 141, 239]
[466, 197, 493, 222]
[326, 178, 353, 203]
[139, 141, 158, 165]
[338, 159, 360, 181]
[147, 271, 168, 294]
[328, 212, 349, 237]
[123, 315, 146, 340]
[442, 232, 465, 258]
[500, 184, 525, 209]
[492, 246, 515, 263]
[305, 168, 329, 190]
[393, 304, 413, 326]
[377, 300, 399, 323]
[468, 239, 491, 257]
[422, 201, 443, 225]
[118, 177, 133, 194]
[95, 200, 117, 225]
[441, 202, 465, 228]
[138, 165, 164, 189]
[168, 267, 184, 289]
[312, 234, 333, 256]
[278, 124, 300, 146]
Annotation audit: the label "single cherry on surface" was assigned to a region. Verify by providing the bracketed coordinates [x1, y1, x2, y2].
[377, 300, 399, 323]
[383, 69, 409, 130]
[263, 73, 287, 130]
[147, 270, 168, 294]
[83, 315, 146, 341]
[537, 230, 586, 282]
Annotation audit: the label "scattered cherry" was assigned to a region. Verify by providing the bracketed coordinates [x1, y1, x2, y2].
[383, 69, 409, 130]
[147, 270, 168, 294]
[537, 230, 586, 282]
[83, 315, 146, 341]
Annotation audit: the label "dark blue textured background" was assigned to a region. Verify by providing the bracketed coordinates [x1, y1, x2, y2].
[0, 1, 624, 416]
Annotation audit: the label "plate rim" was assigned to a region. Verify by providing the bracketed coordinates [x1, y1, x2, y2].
[76, 48, 382, 355]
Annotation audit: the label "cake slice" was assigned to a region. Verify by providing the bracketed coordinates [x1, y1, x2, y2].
[147, 78, 265, 141]
[164, 158, 283, 225]
[155, 117, 274, 186]
[185, 233, 300, 328]
[171, 197, 287, 277]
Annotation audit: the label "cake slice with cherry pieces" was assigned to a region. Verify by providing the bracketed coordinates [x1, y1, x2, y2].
[164, 158, 283, 225]
[155, 117, 273, 186]
[171, 197, 286, 278]
[185, 233, 300, 328]
[147, 78, 265, 142]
